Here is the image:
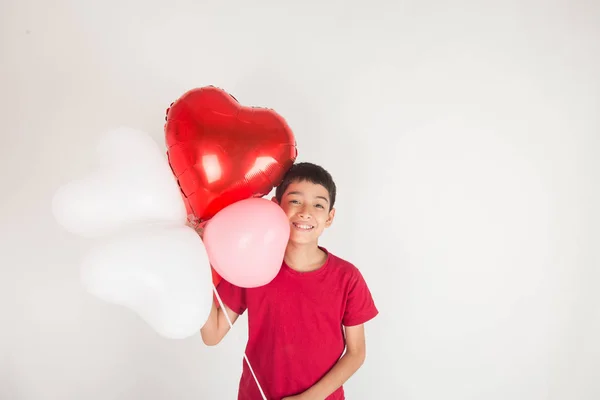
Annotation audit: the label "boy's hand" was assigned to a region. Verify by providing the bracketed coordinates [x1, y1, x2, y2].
[281, 393, 313, 400]
[187, 216, 207, 239]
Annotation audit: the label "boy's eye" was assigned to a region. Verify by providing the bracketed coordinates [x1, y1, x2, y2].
[315, 204, 325, 209]
[290, 200, 300, 204]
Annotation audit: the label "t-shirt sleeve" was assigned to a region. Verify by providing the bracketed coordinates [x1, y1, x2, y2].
[342, 268, 379, 326]
[216, 279, 247, 315]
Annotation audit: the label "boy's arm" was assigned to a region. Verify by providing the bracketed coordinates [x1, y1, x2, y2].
[200, 299, 240, 346]
[284, 324, 367, 400]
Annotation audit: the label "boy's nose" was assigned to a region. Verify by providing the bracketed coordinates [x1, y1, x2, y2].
[298, 210, 311, 219]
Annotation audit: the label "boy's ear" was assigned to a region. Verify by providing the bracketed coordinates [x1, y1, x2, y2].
[325, 207, 336, 227]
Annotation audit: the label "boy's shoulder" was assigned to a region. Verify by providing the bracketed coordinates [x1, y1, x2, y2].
[326, 249, 363, 278]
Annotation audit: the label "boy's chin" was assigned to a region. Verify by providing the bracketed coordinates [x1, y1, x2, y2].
[288, 233, 318, 246]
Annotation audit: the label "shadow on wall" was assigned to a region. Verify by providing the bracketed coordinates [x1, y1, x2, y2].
[230, 67, 326, 156]
[231, 67, 364, 257]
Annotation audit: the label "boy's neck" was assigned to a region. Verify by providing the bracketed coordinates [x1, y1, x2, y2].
[284, 242, 327, 272]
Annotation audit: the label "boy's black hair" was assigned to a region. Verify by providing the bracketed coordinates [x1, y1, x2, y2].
[275, 162, 337, 210]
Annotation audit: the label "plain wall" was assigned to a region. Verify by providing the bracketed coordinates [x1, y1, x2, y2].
[1, 0, 599, 399]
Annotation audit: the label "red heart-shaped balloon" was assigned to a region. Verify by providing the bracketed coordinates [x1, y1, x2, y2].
[165, 86, 298, 223]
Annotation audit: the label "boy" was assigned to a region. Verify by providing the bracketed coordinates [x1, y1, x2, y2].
[200, 162, 378, 400]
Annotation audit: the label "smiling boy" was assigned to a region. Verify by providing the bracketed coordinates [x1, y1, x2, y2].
[200, 162, 378, 399]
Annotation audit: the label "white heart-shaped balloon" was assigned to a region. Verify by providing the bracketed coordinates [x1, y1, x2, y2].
[52, 127, 186, 237]
[52, 127, 211, 339]
[81, 224, 213, 339]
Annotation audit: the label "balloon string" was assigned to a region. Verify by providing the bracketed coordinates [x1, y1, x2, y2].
[212, 284, 268, 400]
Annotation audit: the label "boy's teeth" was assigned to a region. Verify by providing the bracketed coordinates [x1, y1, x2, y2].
[294, 223, 313, 229]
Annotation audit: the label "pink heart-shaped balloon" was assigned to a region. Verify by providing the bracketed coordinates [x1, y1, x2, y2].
[203, 198, 290, 288]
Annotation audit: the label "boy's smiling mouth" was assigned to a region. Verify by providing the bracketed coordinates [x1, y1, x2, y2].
[292, 222, 314, 231]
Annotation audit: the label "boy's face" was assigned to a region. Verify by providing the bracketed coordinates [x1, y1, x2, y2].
[274, 180, 335, 245]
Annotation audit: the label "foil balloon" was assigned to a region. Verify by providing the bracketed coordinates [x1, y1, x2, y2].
[164, 86, 298, 223]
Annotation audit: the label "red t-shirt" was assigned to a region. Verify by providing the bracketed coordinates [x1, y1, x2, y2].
[217, 248, 378, 400]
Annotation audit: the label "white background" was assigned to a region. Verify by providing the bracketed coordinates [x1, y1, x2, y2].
[1, 0, 599, 399]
